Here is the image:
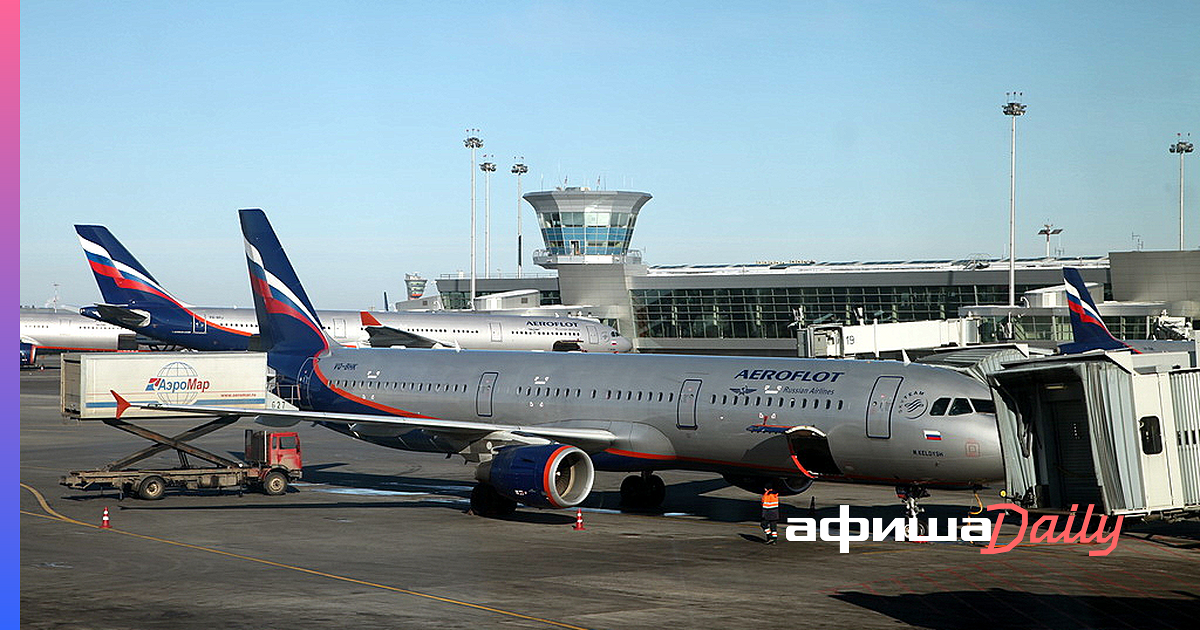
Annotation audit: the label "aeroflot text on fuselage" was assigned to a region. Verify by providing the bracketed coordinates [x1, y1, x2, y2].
[526, 320, 580, 328]
[734, 369, 845, 383]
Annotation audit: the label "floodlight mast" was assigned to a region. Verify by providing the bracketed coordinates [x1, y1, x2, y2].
[1170, 133, 1194, 250]
[481, 157, 497, 277]
[1002, 93, 1027, 307]
[511, 159, 528, 278]
[1037, 223, 1062, 258]
[464, 130, 483, 306]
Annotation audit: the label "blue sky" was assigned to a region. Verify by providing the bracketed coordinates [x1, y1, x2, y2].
[20, 1, 1199, 308]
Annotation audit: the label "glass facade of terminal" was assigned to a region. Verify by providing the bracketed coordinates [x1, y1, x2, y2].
[538, 211, 637, 256]
[631, 283, 1123, 341]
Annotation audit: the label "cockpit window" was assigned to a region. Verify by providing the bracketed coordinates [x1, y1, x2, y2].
[929, 397, 950, 416]
[970, 398, 997, 414]
[949, 398, 973, 416]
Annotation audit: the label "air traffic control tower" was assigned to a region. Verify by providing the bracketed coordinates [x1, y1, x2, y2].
[526, 187, 652, 342]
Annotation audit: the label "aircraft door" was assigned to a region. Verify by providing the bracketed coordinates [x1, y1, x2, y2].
[677, 379, 702, 429]
[489, 322, 502, 343]
[866, 376, 902, 439]
[586, 325, 599, 345]
[192, 317, 207, 334]
[333, 318, 347, 340]
[476, 372, 499, 417]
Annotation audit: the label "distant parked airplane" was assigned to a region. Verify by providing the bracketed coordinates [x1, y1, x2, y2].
[75, 224, 632, 353]
[20, 307, 137, 367]
[1060, 268, 1196, 354]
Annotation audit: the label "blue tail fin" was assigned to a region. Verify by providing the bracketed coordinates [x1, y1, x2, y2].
[239, 208, 336, 356]
[75, 225, 185, 309]
[1060, 267, 1133, 354]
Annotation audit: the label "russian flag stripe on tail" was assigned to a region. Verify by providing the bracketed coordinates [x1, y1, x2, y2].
[1060, 267, 1135, 354]
[239, 208, 336, 356]
[75, 225, 188, 308]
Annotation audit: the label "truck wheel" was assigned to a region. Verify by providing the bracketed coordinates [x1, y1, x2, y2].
[262, 471, 288, 496]
[137, 476, 166, 501]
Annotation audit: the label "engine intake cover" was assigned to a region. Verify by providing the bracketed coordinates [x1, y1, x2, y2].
[476, 444, 595, 508]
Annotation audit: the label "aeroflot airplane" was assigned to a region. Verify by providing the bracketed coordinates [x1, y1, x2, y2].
[20, 307, 137, 367]
[1060, 267, 1196, 355]
[74, 225, 631, 353]
[118, 209, 1005, 518]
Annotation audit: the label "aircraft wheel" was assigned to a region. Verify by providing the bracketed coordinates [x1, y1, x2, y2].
[471, 484, 517, 518]
[645, 474, 666, 508]
[137, 475, 166, 501]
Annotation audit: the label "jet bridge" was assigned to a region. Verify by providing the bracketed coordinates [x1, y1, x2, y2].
[987, 350, 1200, 518]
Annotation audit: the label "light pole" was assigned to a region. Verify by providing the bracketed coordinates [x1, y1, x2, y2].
[1002, 93, 1026, 307]
[1169, 133, 1194, 250]
[511, 159, 528, 278]
[464, 130, 483, 307]
[480, 157, 496, 278]
[1037, 223, 1062, 259]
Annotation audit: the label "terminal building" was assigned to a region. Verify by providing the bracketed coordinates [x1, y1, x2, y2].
[437, 188, 1199, 356]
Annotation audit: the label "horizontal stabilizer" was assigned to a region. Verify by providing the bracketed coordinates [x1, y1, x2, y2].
[86, 304, 151, 329]
[363, 325, 442, 349]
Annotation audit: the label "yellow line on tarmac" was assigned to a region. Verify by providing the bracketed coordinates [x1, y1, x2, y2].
[20, 483, 588, 630]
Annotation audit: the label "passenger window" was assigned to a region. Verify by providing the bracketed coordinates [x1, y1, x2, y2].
[1140, 416, 1163, 455]
[929, 398, 951, 416]
[949, 398, 973, 416]
[971, 398, 997, 414]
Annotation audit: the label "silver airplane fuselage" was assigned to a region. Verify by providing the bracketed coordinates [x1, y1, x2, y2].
[296, 347, 1004, 487]
[20, 307, 135, 353]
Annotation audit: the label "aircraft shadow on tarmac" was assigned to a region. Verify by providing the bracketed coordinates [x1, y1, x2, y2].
[831, 588, 1200, 630]
[61, 459, 986, 527]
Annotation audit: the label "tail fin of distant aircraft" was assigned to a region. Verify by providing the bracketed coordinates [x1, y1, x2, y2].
[75, 225, 187, 309]
[239, 208, 336, 356]
[1059, 267, 1135, 354]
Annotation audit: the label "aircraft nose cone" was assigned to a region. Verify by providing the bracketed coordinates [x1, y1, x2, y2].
[612, 336, 634, 353]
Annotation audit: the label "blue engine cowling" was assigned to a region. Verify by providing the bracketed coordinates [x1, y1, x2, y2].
[475, 444, 595, 508]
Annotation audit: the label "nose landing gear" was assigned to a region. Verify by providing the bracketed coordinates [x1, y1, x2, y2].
[896, 484, 929, 538]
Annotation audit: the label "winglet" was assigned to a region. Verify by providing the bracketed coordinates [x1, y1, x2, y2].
[360, 311, 382, 327]
[111, 390, 131, 419]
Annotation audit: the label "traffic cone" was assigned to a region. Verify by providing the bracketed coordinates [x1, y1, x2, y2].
[572, 508, 586, 531]
[101, 507, 111, 529]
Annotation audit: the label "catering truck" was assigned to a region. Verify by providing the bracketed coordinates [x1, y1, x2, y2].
[59, 352, 303, 500]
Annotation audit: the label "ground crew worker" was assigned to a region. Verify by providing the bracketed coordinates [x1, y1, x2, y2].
[761, 483, 780, 544]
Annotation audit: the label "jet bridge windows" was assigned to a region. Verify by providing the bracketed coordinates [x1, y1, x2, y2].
[1140, 416, 1163, 455]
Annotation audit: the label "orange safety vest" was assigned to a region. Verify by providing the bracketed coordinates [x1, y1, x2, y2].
[761, 490, 779, 510]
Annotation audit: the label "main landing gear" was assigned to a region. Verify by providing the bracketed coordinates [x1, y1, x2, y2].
[895, 484, 929, 537]
[470, 483, 516, 518]
[620, 472, 666, 510]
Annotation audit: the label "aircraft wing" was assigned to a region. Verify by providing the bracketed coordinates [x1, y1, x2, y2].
[111, 391, 616, 452]
[359, 311, 443, 349]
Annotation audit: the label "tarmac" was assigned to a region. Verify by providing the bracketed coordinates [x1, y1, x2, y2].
[20, 359, 1200, 629]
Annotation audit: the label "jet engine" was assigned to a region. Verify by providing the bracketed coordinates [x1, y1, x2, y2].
[475, 444, 595, 508]
[722, 474, 814, 497]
